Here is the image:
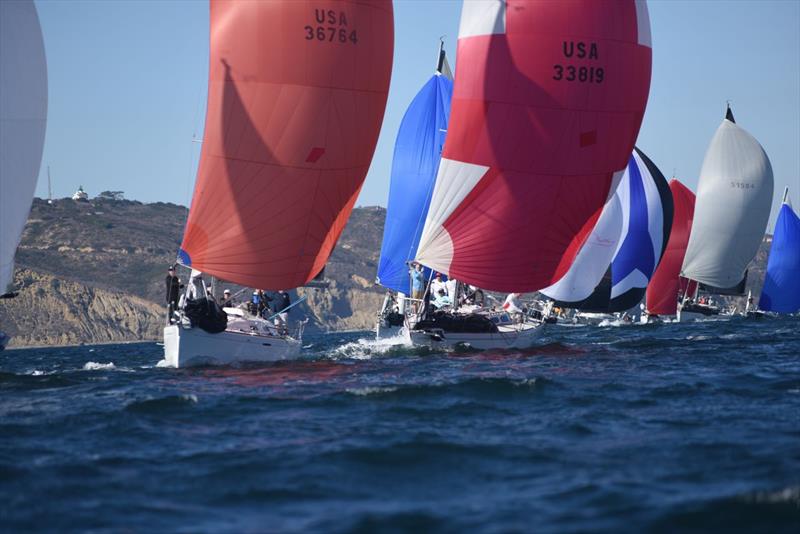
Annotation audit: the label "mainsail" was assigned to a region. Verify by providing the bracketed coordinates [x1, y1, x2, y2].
[0, 0, 47, 294]
[759, 189, 800, 313]
[681, 105, 774, 289]
[414, 0, 652, 292]
[541, 148, 673, 312]
[376, 44, 453, 294]
[645, 180, 696, 315]
[178, 0, 393, 289]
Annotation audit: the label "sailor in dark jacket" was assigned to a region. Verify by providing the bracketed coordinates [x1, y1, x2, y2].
[165, 265, 182, 322]
[271, 290, 291, 334]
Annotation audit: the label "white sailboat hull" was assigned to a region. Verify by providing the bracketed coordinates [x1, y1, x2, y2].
[640, 313, 675, 324]
[676, 306, 721, 322]
[163, 325, 302, 368]
[405, 322, 545, 351]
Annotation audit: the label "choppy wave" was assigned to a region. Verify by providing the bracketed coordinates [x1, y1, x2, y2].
[344, 376, 553, 400]
[125, 394, 199, 413]
[83, 361, 117, 371]
[323, 334, 417, 360]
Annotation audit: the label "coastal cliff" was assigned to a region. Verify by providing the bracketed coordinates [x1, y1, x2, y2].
[2, 198, 386, 347]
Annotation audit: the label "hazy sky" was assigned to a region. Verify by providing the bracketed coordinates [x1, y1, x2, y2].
[33, 0, 800, 229]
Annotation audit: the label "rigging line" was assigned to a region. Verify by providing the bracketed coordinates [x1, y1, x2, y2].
[181, 54, 208, 243]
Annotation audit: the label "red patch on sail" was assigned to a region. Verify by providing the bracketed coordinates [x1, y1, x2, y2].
[580, 130, 597, 147]
[306, 147, 325, 163]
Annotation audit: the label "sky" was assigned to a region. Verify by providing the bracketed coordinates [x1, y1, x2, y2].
[33, 0, 800, 230]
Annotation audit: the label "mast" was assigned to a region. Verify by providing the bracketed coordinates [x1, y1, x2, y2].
[47, 165, 52, 204]
[436, 38, 445, 74]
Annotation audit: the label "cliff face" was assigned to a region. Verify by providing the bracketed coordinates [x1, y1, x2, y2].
[1, 269, 164, 347]
[2, 198, 387, 346]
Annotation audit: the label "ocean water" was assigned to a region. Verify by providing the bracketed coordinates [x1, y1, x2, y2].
[1, 317, 799, 533]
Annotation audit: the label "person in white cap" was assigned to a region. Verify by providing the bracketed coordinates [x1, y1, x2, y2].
[221, 289, 233, 308]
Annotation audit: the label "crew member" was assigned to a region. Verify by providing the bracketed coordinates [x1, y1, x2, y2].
[432, 289, 452, 309]
[503, 292, 525, 322]
[410, 263, 425, 313]
[431, 273, 446, 297]
[165, 265, 182, 323]
[272, 290, 291, 334]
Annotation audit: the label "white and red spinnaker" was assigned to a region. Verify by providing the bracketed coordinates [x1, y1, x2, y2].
[415, 0, 652, 292]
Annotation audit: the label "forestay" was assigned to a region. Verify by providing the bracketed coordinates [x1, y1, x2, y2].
[541, 148, 672, 312]
[415, 0, 652, 292]
[681, 106, 774, 289]
[759, 190, 800, 313]
[0, 0, 47, 293]
[376, 46, 453, 294]
[179, 0, 393, 289]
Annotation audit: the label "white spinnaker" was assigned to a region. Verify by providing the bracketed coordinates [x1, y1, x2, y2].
[681, 115, 773, 288]
[0, 0, 48, 292]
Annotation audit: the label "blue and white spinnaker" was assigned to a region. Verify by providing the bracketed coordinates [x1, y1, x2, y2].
[541, 148, 673, 312]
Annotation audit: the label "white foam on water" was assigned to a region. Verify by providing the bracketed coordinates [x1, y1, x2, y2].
[82, 361, 116, 371]
[743, 486, 800, 504]
[326, 334, 410, 361]
[155, 359, 171, 368]
[686, 335, 711, 341]
[346, 386, 399, 396]
[598, 319, 624, 328]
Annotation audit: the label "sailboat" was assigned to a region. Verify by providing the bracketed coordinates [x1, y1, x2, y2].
[0, 0, 48, 350]
[679, 105, 774, 321]
[541, 147, 673, 325]
[164, 0, 393, 367]
[407, 0, 652, 349]
[375, 42, 453, 339]
[641, 179, 696, 322]
[756, 188, 800, 315]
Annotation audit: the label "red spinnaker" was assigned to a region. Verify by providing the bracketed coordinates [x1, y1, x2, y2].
[646, 180, 696, 315]
[180, 0, 393, 289]
[415, 0, 652, 292]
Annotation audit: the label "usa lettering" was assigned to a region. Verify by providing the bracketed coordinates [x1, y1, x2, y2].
[305, 8, 358, 44]
[553, 41, 603, 83]
[314, 9, 348, 26]
[562, 41, 599, 60]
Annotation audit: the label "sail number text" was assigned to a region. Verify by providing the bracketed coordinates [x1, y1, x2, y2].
[304, 9, 358, 44]
[553, 41, 604, 84]
[731, 181, 755, 189]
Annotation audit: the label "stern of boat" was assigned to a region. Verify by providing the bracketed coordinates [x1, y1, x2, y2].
[163, 324, 180, 367]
